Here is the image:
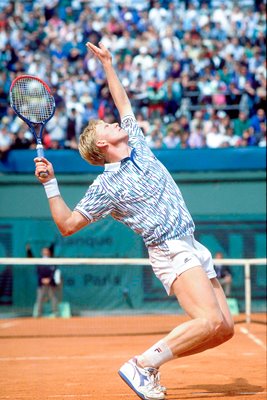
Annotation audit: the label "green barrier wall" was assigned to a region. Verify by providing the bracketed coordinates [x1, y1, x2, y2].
[0, 171, 266, 313]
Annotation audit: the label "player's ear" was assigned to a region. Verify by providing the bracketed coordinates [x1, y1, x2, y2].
[96, 139, 108, 149]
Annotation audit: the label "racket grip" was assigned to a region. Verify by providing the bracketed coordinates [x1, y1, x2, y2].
[36, 144, 44, 158]
[36, 144, 48, 178]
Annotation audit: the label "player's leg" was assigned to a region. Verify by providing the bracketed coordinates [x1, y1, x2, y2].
[219, 275, 232, 297]
[36, 286, 46, 317]
[137, 266, 234, 369]
[119, 238, 234, 399]
[48, 286, 59, 316]
[118, 267, 234, 399]
[172, 274, 234, 358]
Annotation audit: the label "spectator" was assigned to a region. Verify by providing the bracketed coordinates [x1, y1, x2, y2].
[81, 96, 99, 126]
[163, 128, 180, 149]
[0, 124, 13, 160]
[161, 26, 182, 59]
[216, 111, 232, 135]
[214, 251, 233, 298]
[146, 77, 165, 118]
[45, 107, 68, 148]
[190, 110, 204, 132]
[65, 108, 79, 149]
[233, 111, 251, 137]
[258, 124, 266, 147]
[136, 111, 150, 136]
[250, 108, 266, 135]
[178, 131, 190, 149]
[223, 126, 242, 147]
[146, 119, 164, 149]
[206, 123, 227, 148]
[0, 86, 8, 118]
[240, 80, 257, 116]
[0, 0, 265, 152]
[148, 1, 169, 32]
[26, 243, 61, 318]
[239, 127, 258, 147]
[225, 82, 242, 119]
[162, 77, 181, 118]
[179, 115, 190, 134]
[189, 124, 206, 149]
[132, 46, 154, 74]
[10, 125, 32, 150]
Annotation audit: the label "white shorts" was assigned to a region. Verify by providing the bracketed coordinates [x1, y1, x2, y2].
[148, 235, 217, 295]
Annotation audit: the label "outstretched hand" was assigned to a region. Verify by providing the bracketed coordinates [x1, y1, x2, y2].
[86, 40, 132, 119]
[86, 42, 112, 67]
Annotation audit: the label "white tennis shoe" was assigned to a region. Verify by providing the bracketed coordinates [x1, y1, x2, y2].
[155, 371, 167, 394]
[118, 357, 165, 400]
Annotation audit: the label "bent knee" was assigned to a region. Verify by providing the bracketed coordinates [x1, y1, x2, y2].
[198, 316, 223, 339]
[205, 316, 234, 339]
[215, 321, 235, 344]
[222, 323, 235, 342]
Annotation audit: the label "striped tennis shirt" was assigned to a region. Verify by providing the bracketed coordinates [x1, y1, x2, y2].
[75, 114, 195, 247]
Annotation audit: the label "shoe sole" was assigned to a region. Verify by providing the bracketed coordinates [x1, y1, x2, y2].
[119, 370, 166, 400]
[118, 370, 147, 400]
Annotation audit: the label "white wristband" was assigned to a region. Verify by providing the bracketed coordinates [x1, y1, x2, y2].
[43, 178, 60, 199]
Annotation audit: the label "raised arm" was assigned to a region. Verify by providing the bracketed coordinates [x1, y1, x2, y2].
[86, 42, 133, 120]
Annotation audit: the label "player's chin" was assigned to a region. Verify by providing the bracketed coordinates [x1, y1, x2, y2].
[120, 128, 128, 138]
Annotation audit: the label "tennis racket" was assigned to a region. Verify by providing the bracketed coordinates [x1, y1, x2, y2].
[10, 75, 56, 177]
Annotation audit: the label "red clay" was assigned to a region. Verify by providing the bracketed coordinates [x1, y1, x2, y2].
[0, 315, 266, 400]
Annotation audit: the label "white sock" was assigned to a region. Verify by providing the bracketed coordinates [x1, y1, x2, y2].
[137, 340, 174, 369]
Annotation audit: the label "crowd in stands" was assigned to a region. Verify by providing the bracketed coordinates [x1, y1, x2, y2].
[0, 0, 266, 160]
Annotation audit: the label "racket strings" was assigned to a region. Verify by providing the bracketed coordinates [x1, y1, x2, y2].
[11, 78, 55, 123]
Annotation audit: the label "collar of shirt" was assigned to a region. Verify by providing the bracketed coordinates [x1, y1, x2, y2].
[104, 148, 141, 172]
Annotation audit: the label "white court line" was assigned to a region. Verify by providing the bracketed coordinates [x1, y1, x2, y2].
[0, 354, 124, 362]
[1, 392, 266, 399]
[48, 395, 127, 398]
[239, 393, 267, 395]
[240, 327, 267, 350]
[191, 392, 267, 397]
[48, 396, 93, 399]
[0, 395, 127, 399]
[0, 321, 19, 329]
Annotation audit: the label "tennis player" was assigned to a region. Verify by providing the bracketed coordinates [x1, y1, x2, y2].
[35, 42, 234, 400]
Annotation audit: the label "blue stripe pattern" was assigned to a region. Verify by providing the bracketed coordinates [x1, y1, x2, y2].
[75, 114, 195, 247]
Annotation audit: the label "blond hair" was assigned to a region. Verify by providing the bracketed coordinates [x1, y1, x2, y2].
[78, 120, 105, 166]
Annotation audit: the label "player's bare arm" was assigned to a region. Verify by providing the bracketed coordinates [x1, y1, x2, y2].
[34, 157, 88, 236]
[86, 42, 132, 119]
[47, 198, 88, 236]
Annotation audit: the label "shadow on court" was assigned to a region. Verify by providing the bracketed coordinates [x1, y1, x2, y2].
[167, 378, 264, 399]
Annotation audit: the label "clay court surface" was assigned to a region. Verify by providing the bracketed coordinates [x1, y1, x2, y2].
[0, 314, 266, 400]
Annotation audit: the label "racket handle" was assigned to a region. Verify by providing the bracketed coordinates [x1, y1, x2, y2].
[36, 144, 48, 178]
[36, 144, 44, 158]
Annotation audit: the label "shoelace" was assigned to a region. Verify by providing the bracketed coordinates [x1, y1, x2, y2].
[154, 371, 167, 393]
[144, 367, 165, 393]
